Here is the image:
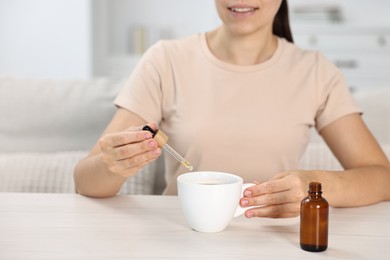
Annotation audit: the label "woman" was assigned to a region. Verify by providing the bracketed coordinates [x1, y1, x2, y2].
[74, 0, 390, 218]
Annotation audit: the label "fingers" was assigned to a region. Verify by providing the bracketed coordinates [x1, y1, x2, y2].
[244, 177, 289, 197]
[241, 188, 302, 207]
[98, 124, 161, 177]
[103, 136, 158, 161]
[244, 203, 300, 218]
[99, 128, 152, 148]
[110, 153, 160, 178]
[102, 147, 161, 177]
[240, 172, 307, 218]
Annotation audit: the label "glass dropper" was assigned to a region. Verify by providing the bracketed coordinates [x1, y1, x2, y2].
[142, 125, 193, 171]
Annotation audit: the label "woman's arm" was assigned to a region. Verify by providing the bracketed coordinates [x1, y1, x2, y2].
[316, 112, 390, 206]
[74, 108, 161, 198]
[240, 113, 390, 218]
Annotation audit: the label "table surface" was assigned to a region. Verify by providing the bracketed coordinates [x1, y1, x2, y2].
[0, 193, 389, 260]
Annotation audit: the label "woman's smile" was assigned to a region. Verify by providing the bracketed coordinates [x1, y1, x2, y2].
[228, 5, 259, 17]
[215, 0, 281, 35]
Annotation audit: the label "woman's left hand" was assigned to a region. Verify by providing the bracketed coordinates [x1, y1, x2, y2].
[239, 171, 312, 218]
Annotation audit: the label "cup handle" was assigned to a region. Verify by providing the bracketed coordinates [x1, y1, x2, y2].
[234, 183, 256, 218]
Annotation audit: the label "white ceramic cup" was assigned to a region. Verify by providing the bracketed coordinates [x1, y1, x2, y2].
[177, 171, 254, 233]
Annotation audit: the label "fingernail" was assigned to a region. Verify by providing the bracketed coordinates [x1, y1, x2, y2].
[246, 212, 254, 218]
[148, 140, 157, 148]
[241, 199, 249, 206]
[144, 132, 152, 139]
[244, 190, 252, 196]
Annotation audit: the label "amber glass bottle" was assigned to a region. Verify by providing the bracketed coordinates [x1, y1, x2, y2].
[300, 182, 329, 252]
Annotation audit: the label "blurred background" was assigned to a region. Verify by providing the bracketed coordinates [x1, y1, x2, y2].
[0, 0, 389, 195]
[0, 0, 389, 89]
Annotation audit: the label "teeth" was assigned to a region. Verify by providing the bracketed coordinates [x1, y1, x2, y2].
[231, 7, 254, 13]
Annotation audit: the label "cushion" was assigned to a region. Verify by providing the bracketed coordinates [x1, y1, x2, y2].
[300, 87, 390, 170]
[0, 151, 156, 194]
[300, 142, 390, 170]
[0, 151, 83, 193]
[353, 87, 390, 144]
[0, 76, 124, 152]
[300, 142, 342, 170]
[0, 76, 163, 195]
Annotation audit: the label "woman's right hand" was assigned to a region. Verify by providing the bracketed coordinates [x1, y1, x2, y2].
[98, 124, 161, 178]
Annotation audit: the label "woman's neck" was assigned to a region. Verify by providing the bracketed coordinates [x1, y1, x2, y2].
[206, 27, 278, 66]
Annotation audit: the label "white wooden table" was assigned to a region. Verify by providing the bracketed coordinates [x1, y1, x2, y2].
[0, 193, 389, 259]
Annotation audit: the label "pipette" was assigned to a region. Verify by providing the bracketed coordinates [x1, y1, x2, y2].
[142, 125, 193, 171]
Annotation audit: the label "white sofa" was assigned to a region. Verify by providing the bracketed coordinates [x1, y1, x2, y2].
[0, 76, 163, 194]
[0, 76, 389, 194]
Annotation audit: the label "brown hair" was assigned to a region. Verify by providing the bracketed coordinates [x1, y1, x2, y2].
[273, 0, 293, 43]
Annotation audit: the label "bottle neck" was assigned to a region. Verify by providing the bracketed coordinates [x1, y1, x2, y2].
[308, 182, 322, 199]
[308, 191, 322, 199]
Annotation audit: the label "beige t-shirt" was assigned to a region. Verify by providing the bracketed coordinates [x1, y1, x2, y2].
[115, 33, 361, 195]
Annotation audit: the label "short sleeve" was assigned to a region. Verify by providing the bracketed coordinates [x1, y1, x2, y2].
[314, 53, 362, 131]
[114, 42, 165, 124]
